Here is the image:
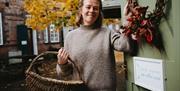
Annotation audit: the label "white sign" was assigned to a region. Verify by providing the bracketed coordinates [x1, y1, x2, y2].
[8, 51, 22, 64]
[102, 0, 120, 8]
[21, 40, 27, 45]
[133, 57, 165, 91]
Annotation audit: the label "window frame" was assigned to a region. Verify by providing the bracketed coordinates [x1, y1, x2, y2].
[43, 28, 49, 43]
[0, 12, 3, 45]
[43, 24, 60, 43]
[49, 24, 59, 43]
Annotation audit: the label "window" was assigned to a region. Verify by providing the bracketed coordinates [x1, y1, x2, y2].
[43, 24, 60, 43]
[49, 24, 59, 43]
[0, 13, 3, 45]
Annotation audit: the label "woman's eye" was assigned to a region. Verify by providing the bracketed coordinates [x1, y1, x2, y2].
[93, 7, 98, 11]
[86, 6, 91, 9]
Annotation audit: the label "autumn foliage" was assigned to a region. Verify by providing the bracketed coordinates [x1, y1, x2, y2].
[23, 0, 79, 31]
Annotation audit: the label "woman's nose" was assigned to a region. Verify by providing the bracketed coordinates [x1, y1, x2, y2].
[89, 7, 94, 12]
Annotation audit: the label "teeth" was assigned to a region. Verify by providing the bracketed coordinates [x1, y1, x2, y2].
[88, 14, 94, 16]
[88, 16, 93, 17]
[87, 15, 93, 17]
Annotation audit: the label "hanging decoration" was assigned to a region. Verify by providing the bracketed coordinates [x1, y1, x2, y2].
[122, 0, 167, 52]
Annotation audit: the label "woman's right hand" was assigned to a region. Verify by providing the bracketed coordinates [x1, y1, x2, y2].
[57, 48, 69, 65]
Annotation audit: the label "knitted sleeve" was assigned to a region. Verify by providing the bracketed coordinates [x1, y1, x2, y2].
[56, 32, 73, 80]
[56, 63, 73, 80]
[111, 30, 130, 52]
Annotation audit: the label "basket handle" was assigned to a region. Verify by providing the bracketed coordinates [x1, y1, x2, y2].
[26, 51, 82, 80]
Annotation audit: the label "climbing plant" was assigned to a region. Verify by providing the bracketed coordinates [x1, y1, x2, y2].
[122, 0, 167, 52]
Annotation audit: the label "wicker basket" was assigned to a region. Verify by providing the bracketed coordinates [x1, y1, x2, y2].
[25, 51, 86, 91]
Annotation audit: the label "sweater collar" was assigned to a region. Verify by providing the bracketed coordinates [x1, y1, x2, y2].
[80, 24, 100, 30]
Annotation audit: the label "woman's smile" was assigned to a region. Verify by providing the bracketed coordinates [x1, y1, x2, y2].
[82, 0, 100, 26]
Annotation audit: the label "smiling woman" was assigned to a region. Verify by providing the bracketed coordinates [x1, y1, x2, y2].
[56, 0, 135, 91]
[76, 0, 103, 28]
[81, 0, 100, 26]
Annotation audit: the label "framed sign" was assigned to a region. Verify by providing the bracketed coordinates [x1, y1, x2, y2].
[133, 57, 165, 91]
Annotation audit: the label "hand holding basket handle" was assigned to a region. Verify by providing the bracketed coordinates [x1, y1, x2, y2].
[57, 48, 82, 81]
[57, 48, 69, 65]
[25, 51, 86, 91]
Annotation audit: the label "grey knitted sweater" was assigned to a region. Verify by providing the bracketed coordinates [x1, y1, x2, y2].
[56, 25, 130, 91]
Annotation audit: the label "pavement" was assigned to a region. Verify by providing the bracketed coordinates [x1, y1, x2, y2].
[0, 63, 26, 91]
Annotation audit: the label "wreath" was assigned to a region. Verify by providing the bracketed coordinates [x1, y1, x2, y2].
[122, 0, 167, 52]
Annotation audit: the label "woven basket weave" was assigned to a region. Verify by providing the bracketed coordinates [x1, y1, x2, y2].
[25, 51, 86, 91]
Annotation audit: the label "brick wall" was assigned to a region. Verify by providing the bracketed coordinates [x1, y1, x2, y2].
[3, 0, 25, 45]
[0, 0, 25, 56]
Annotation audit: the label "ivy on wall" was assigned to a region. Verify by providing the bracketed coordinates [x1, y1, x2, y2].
[122, 0, 167, 52]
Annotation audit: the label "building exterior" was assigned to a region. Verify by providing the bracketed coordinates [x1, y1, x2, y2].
[0, 0, 122, 65]
[0, 0, 63, 65]
[1, 0, 179, 91]
[119, 0, 180, 91]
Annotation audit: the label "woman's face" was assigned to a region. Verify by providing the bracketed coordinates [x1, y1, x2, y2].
[81, 0, 100, 26]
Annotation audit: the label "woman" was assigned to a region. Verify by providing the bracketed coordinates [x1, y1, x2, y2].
[56, 0, 133, 91]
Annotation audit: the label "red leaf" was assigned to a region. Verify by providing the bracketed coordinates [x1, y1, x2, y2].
[141, 20, 148, 26]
